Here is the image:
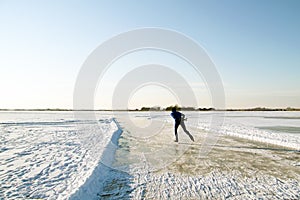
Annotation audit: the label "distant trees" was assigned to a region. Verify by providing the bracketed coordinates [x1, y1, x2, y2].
[198, 107, 215, 111]
[165, 105, 179, 111]
[140, 106, 161, 111]
[140, 107, 150, 111]
[132, 106, 300, 112]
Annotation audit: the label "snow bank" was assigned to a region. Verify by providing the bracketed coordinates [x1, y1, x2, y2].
[0, 112, 122, 200]
[69, 118, 123, 199]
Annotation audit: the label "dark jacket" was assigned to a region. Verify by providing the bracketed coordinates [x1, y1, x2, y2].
[171, 111, 182, 122]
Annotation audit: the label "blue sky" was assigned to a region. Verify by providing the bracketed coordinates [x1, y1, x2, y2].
[0, 0, 299, 109]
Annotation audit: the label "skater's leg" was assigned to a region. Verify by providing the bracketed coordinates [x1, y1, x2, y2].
[174, 120, 180, 142]
[181, 121, 194, 142]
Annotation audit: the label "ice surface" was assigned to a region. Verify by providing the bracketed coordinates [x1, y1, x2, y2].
[1, 111, 299, 199]
[98, 111, 300, 199]
[192, 111, 300, 150]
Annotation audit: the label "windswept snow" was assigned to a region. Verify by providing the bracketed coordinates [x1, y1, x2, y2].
[0, 111, 299, 199]
[0, 112, 118, 199]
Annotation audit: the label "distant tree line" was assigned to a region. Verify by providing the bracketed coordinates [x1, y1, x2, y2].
[139, 105, 215, 111]
[225, 107, 300, 111]
[136, 106, 300, 112]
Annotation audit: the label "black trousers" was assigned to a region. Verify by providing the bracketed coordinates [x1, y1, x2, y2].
[174, 119, 181, 136]
[174, 119, 192, 138]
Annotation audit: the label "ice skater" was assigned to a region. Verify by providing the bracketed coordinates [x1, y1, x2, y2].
[170, 107, 194, 142]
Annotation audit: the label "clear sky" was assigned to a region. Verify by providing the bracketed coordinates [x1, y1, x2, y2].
[0, 0, 299, 109]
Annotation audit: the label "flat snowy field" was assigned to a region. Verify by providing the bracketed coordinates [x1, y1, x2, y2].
[0, 111, 299, 199]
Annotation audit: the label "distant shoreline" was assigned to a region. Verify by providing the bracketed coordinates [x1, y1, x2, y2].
[0, 107, 300, 112]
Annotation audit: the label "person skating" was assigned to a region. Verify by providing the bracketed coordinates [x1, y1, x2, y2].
[170, 107, 194, 142]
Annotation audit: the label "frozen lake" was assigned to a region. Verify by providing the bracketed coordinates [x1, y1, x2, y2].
[0, 111, 299, 199]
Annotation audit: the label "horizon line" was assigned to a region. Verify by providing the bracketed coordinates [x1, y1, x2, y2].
[0, 107, 300, 112]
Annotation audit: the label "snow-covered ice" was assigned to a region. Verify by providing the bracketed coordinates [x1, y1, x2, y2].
[0, 111, 299, 199]
[0, 111, 117, 199]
